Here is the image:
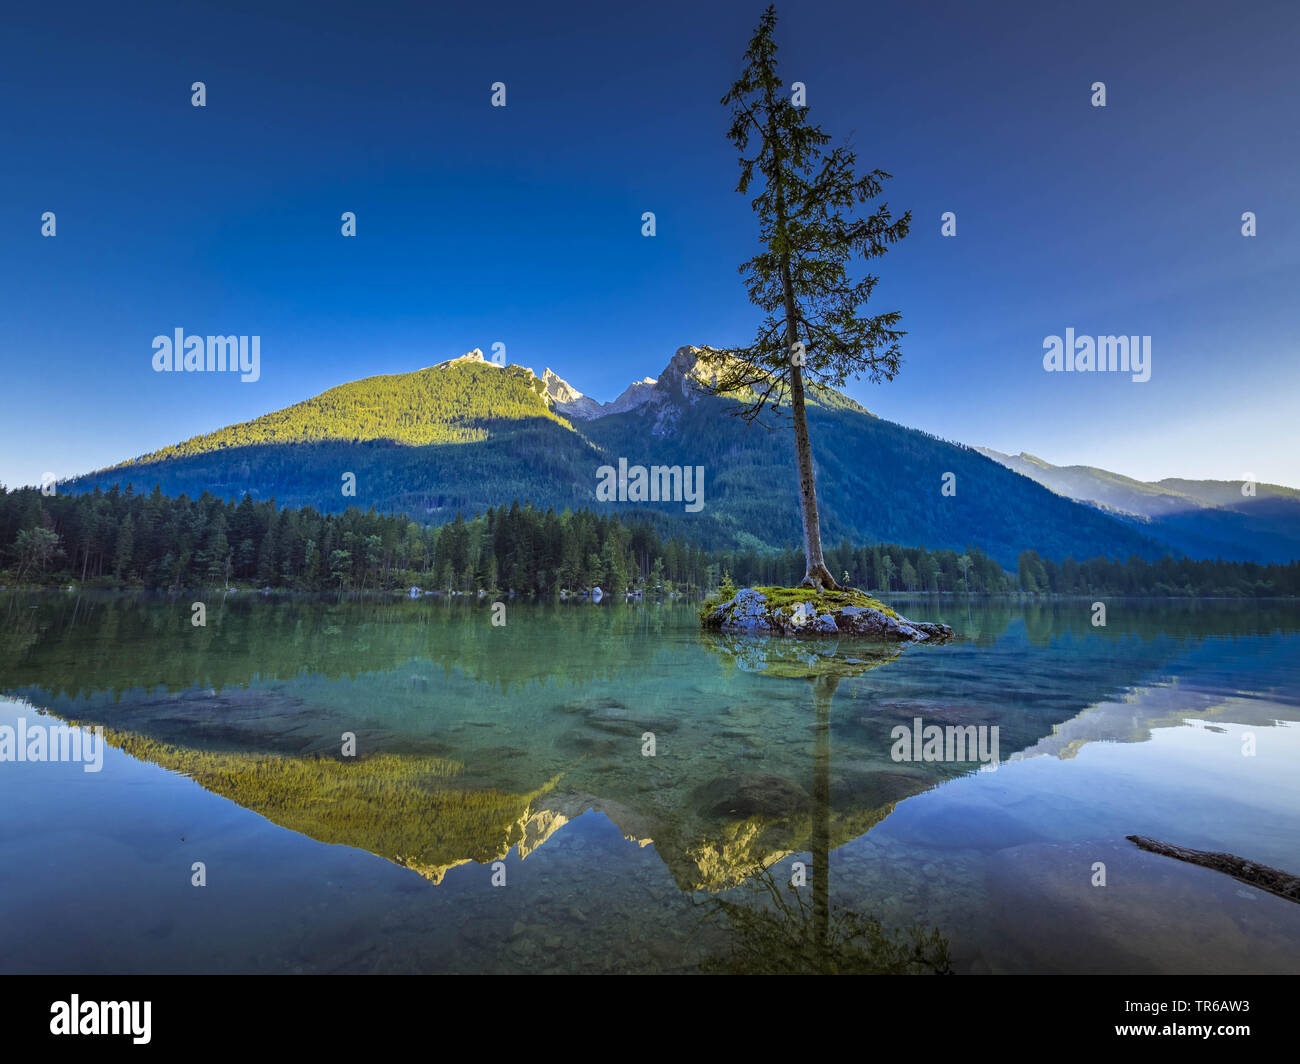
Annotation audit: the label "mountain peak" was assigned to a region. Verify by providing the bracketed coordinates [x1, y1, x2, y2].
[539, 364, 662, 421]
[540, 367, 587, 405]
[663, 344, 721, 381]
[539, 368, 604, 419]
[432, 348, 495, 370]
[421, 341, 865, 424]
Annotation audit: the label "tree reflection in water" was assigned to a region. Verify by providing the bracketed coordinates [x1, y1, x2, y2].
[700, 865, 951, 974]
[697, 634, 953, 974]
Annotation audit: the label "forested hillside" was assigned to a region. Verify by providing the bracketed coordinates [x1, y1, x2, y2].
[59, 349, 1177, 568]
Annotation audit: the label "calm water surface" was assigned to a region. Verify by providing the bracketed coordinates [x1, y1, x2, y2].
[1, 592, 1297, 974]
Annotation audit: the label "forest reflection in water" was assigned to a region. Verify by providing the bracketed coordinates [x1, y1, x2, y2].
[1, 592, 1297, 973]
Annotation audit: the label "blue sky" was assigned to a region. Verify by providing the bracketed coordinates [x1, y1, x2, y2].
[2, 0, 1297, 489]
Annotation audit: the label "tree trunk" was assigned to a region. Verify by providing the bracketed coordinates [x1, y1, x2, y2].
[1127, 835, 1300, 903]
[789, 365, 838, 589]
[770, 115, 838, 591]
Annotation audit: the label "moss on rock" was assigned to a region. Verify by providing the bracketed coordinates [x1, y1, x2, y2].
[749, 586, 899, 618]
[700, 586, 953, 644]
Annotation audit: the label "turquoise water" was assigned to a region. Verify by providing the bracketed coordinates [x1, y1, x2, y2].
[1, 592, 1297, 973]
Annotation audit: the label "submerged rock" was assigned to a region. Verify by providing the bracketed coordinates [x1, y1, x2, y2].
[701, 586, 953, 644]
[695, 774, 813, 819]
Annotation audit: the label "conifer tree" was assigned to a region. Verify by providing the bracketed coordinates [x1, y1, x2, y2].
[709, 5, 911, 589]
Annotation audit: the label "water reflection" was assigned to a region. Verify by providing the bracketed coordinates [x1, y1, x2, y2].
[3, 593, 1298, 890]
[700, 867, 952, 974]
[694, 634, 952, 973]
[2, 592, 1299, 973]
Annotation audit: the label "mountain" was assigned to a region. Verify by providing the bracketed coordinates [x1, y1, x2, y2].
[541, 367, 658, 420]
[63, 346, 1179, 567]
[977, 448, 1300, 563]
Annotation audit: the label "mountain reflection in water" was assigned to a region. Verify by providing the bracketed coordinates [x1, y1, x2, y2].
[1, 592, 1297, 974]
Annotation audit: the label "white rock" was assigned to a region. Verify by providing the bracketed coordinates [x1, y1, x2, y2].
[790, 602, 817, 627]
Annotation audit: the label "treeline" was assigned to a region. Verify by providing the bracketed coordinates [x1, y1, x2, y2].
[1013, 549, 1299, 597]
[0, 483, 710, 594]
[1, 484, 1297, 597]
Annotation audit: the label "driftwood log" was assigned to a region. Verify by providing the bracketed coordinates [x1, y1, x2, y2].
[1126, 835, 1300, 904]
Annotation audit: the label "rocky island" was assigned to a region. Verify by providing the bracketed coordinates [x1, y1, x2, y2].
[699, 586, 954, 643]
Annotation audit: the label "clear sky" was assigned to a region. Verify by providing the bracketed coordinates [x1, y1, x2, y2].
[2, 0, 1297, 489]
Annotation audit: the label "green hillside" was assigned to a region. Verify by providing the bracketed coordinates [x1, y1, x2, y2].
[580, 388, 1166, 565]
[127, 359, 570, 460]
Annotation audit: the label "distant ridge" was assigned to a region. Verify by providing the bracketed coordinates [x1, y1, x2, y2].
[977, 448, 1300, 563]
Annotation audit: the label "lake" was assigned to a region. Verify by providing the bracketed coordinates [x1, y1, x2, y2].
[1, 592, 1298, 974]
